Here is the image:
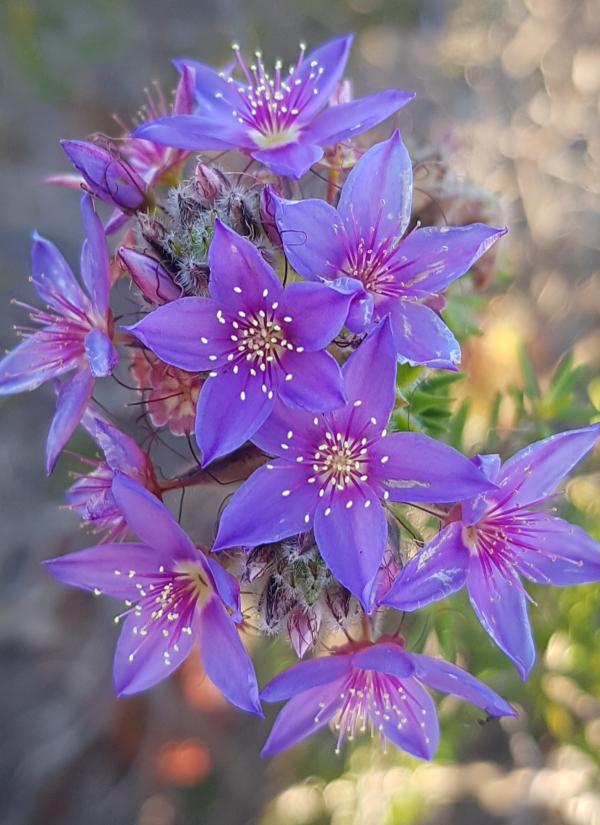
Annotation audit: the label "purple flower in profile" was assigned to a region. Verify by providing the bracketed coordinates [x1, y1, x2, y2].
[126, 220, 351, 466]
[260, 638, 515, 757]
[46, 473, 262, 714]
[132, 35, 415, 179]
[0, 194, 118, 473]
[382, 425, 600, 678]
[213, 318, 494, 609]
[67, 404, 158, 542]
[274, 131, 506, 369]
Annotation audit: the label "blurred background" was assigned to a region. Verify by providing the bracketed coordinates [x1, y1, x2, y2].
[1, 1, 599, 823]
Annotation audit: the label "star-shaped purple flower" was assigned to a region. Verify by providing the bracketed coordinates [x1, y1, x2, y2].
[0, 194, 118, 473]
[261, 638, 515, 757]
[213, 318, 494, 608]
[46, 473, 262, 714]
[132, 35, 415, 179]
[67, 404, 158, 542]
[126, 219, 351, 466]
[382, 424, 600, 678]
[274, 131, 506, 369]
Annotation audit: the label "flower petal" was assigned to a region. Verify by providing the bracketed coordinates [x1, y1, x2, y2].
[174, 59, 243, 117]
[313, 486, 387, 610]
[309, 91, 415, 151]
[261, 655, 352, 702]
[113, 609, 197, 696]
[124, 296, 229, 372]
[382, 522, 468, 610]
[80, 194, 111, 316]
[208, 219, 282, 307]
[203, 557, 241, 618]
[386, 299, 461, 370]
[494, 424, 600, 510]
[380, 676, 439, 759]
[372, 432, 493, 503]
[394, 224, 506, 294]
[274, 196, 344, 281]
[409, 653, 516, 717]
[466, 559, 535, 680]
[198, 595, 262, 715]
[261, 681, 342, 757]
[278, 349, 346, 412]
[337, 131, 413, 245]
[31, 231, 89, 316]
[351, 642, 415, 678]
[112, 473, 195, 557]
[44, 542, 169, 600]
[195, 369, 273, 466]
[133, 114, 252, 150]
[342, 316, 396, 429]
[293, 34, 353, 120]
[511, 513, 600, 586]
[213, 460, 320, 550]
[84, 328, 118, 378]
[46, 369, 94, 474]
[0, 333, 81, 395]
[251, 142, 324, 179]
[279, 281, 351, 349]
[251, 399, 322, 459]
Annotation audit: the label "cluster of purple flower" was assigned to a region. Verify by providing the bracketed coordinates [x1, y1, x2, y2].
[3, 34, 600, 759]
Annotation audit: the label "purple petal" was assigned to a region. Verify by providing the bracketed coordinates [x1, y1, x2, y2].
[172, 61, 196, 115]
[0, 333, 82, 395]
[31, 231, 89, 316]
[382, 522, 468, 610]
[261, 654, 352, 702]
[310, 91, 415, 151]
[174, 59, 241, 116]
[337, 131, 413, 244]
[274, 196, 344, 281]
[342, 316, 396, 429]
[511, 514, 600, 586]
[313, 487, 387, 610]
[44, 542, 169, 600]
[80, 194, 111, 316]
[461, 454, 503, 525]
[466, 559, 535, 679]
[251, 142, 324, 179]
[493, 424, 600, 511]
[125, 296, 229, 372]
[386, 299, 461, 370]
[118, 247, 181, 304]
[198, 595, 262, 715]
[261, 681, 342, 757]
[112, 473, 195, 557]
[213, 460, 320, 550]
[114, 610, 197, 696]
[104, 209, 130, 236]
[409, 653, 516, 717]
[62, 141, 147, 211]
[195, 369, 273, 466]
[133, 114, 252, 151]
[46, 369, 94, 474]
[84, 328, 118, 377]
[395, 224, 506, 294]
[279, 281, 351, 349]
[373, 432, 494, 503]
[208, 219, 282, 307]
[351, 642, 415, 678]
[91, 419, 148, 477]
[292, 35, 353, 120]
[379, 676, 439, 759]
[277, 349, 346, 412]
[251, 399, 322, 459]
[204, 557, 241, 618]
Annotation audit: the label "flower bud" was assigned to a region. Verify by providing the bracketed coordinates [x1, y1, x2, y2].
[194, 162, 227, 204]
[118, 247, 181, 304]
[287, 606, 319, 658]
[61, 140, 147, 211]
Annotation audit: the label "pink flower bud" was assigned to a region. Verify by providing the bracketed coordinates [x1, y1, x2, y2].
[194, 162, 226, 203]
[118, 247, 181, 304]
[287, 607, 319, 659]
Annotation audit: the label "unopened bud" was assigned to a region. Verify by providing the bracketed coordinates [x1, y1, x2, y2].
[287, 606, 319, 658]
[61, 140, 147, 211]
[194, 162, 227, 203]
[118, 247, 181, 304]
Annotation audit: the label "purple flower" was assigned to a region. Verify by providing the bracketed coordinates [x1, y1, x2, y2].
[0, 194, 118, 473]
[46, 473, 262, 714]
[213, 318, 494, 609]
[126, 220, 351, 466]
[67, 404, 158, 542]
[132, 35, 415, 179]
[274, 131, 506, 369]
[382, 425, 600, 678]
[61, 140, 148, 212]
[260, 638, 515, 757]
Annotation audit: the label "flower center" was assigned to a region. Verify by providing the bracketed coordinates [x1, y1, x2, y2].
[249, 124, 301, 149]
[312, 431, 369, 491]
